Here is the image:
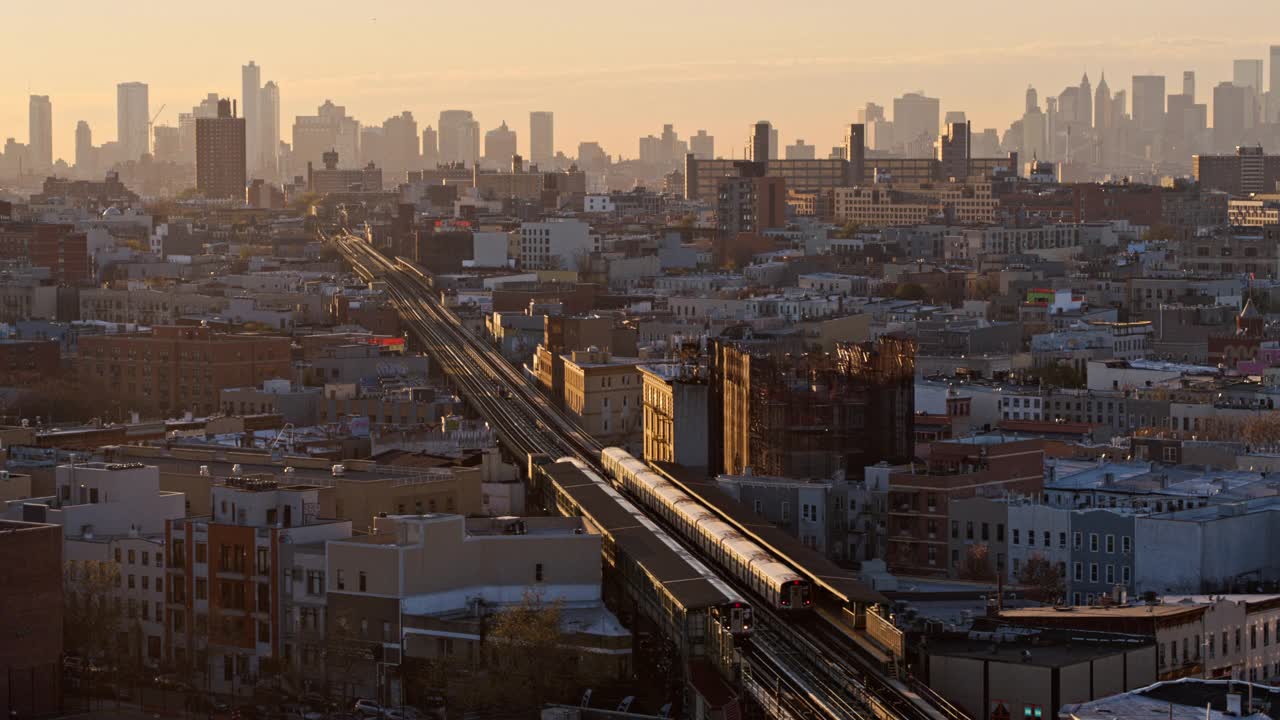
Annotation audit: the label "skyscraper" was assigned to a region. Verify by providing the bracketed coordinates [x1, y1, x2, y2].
[382, 111, 419, 176]
[28, 95, 52, 170]
[242, 61, 261, 176]
[483, 121, 517, 169]
[784, 139, 815, 160]
[117, 82, 149, 161]
[1272, 47, 1280, 94]
[1213, 82, 1247, 152]
[939, 121, 971, 181]
[748, 121, 771, 162]
[1234, 59, 1264, 128]
[530, 111, 554, 166]
[1131, 75, 1166, 133]
[259, 81, 280, 179]
[75, 121, 93, 175]
[196, 99, 246, 200]
[422, 126, 439, 168]
[1079, 73, 1093, 129]
[1094, 73, 1112, 130]
[438, 110, 479, 166]
[690, 130, 714, 160]
[1184, 70, 1196, 101]
[893, 92, 941, 148]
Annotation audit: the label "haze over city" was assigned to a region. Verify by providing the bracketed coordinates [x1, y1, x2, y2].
[6, 0, 1280, 161]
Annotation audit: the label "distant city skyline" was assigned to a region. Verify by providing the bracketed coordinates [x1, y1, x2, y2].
[7, 1, 1280, 163]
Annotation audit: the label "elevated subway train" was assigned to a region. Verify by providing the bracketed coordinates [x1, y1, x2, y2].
[553, 456, 754, 638]
[600, 447, 812, 612]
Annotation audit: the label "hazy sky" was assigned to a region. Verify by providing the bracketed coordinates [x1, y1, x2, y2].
[7, 0, 1280, 163]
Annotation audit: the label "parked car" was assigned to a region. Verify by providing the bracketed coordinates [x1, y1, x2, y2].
[353, 698, 384, 717]
[384, 708, 422, 720]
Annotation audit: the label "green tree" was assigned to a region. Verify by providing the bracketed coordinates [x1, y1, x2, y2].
[1016, 554, 1065, 604]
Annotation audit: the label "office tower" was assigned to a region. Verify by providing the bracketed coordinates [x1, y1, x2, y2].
[359, 127, 385, 169]
[1113, 90, 1127, 119]
[577, 141, 608, 172]
[893, 92, 941, 148]
[259, 81, 280, 179]
[1022, 87, 1047, 162]
[939, 121, 971, 181]
[383, 111, 419, 175]
[747, 121, 771, 162]
[1234, 59, 1264, 129]
[1095, 73, 1113, 130]
[1184, 70, 1196, 101]
[484, 121, 517, 169]
[768, 127, 779, 160]
[845, 124, 866, 183]
[1131, 75, 1166, 133]
[242, 61, 260, 175]
[292, 100, 359, 169]
[1213, 82, 1247, 152]
[28, 95, 52, 169]
[530, 111, 553, 166]
[859, 102, 886, 124]
[196, 98, 246, 200]
[439, 110, 479, 166]
[422, 126, 439, 168]
[75, 121, 92, 174]
[944, 111, 967, 126]
[116, 82, 149, 161]
[690, 130, 714, 160]
[972, 128, 1001, 158]
[153, 125, 180, 163]
[660, 124, 679, 166]
[1079, 73, 1093, 128]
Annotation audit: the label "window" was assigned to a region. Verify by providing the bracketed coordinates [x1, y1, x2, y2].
[1105, 565, 1115, 583]
[1122, 566, 1131, 584]
[336, 570, 345, 590]
[951, 521, 960, 539]
[1122, 536, 1132, 553]
[1027, 529, 1035, 546]
[1090, 563, 1099, 582]
[195, 543, 207, 564]
[1089, 533, 1099, 552]
[1105, 535, 1115, 554]
[128, 574, 136, 589]
[259, 621, 270, 643]
[781, 503, 790, 522]
[997, 524, 1005, 542]
[1012, 529, 1020, 545]
[128, 549, 136, 564]
[966, 521, 974, 540]
[256, 547, 269, 575]
[1073, 532, 1082, 550]
[1059, 532, 1067, 549]
[195, 578, 207, 600]
[535, 563, 544, 583]
[141, 552, 150, 567]
[358, 571, 367, 592]
[981, 523, 990, 541]
[306, 571, 324, 596]
[1073, 562, 1083, 581]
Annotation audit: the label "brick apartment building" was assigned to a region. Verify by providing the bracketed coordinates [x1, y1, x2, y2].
[886, 436, 1047, 576]
[77, 326, 291, 418]
[0, 223, 90, 283]
[0, 338, 60, 386]
[165, 475, 351, 694]
[0, 520, 63, 718]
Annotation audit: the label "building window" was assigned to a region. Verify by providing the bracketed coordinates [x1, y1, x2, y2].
[1089, 533, 1099, 552]
[336, 570, 345, 590]
[535, 563, 544, 583]
[359, 571, 367, 592]
[1122, 535, 1132, 553]
[1074, 532, 1082, 550]
[1090, 563, 1099, 582]
[1105, 535, 1115, 554]
[1073, 562, 1083, 581]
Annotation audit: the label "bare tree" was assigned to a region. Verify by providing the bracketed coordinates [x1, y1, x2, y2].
[64, 560, 124, 663]
[959, 544, 996, 582]
[1016, 553, 1065, 604]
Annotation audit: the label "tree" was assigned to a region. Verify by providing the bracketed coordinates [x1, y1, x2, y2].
[894, 282, 928, 301]
[960, 544, 996, 582]
[456, 590, 606, 712]
[1242, 413, 1280, 448]
[834, 221, 861, 239]
[1028, 363, 1085, 389]
[290, 191, 322, 215]
[1016, 553, 1065, 604]
[3, 376, 129, 425]
[64, 560, 124, 663]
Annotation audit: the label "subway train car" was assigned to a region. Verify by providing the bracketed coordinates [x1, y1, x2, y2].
[600, 447, 812, 611]
[555, 456, 754, 637]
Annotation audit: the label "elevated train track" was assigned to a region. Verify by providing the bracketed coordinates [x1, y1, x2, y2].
[329, 230, 968, 720]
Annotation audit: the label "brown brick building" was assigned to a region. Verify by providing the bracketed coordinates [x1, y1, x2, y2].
[0, 223, 90, 283]
[77, 326, 291, 418]
[0, 338, 60, 386]
[887, 437, 1047, 576]
[0, 520, 63, 718]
